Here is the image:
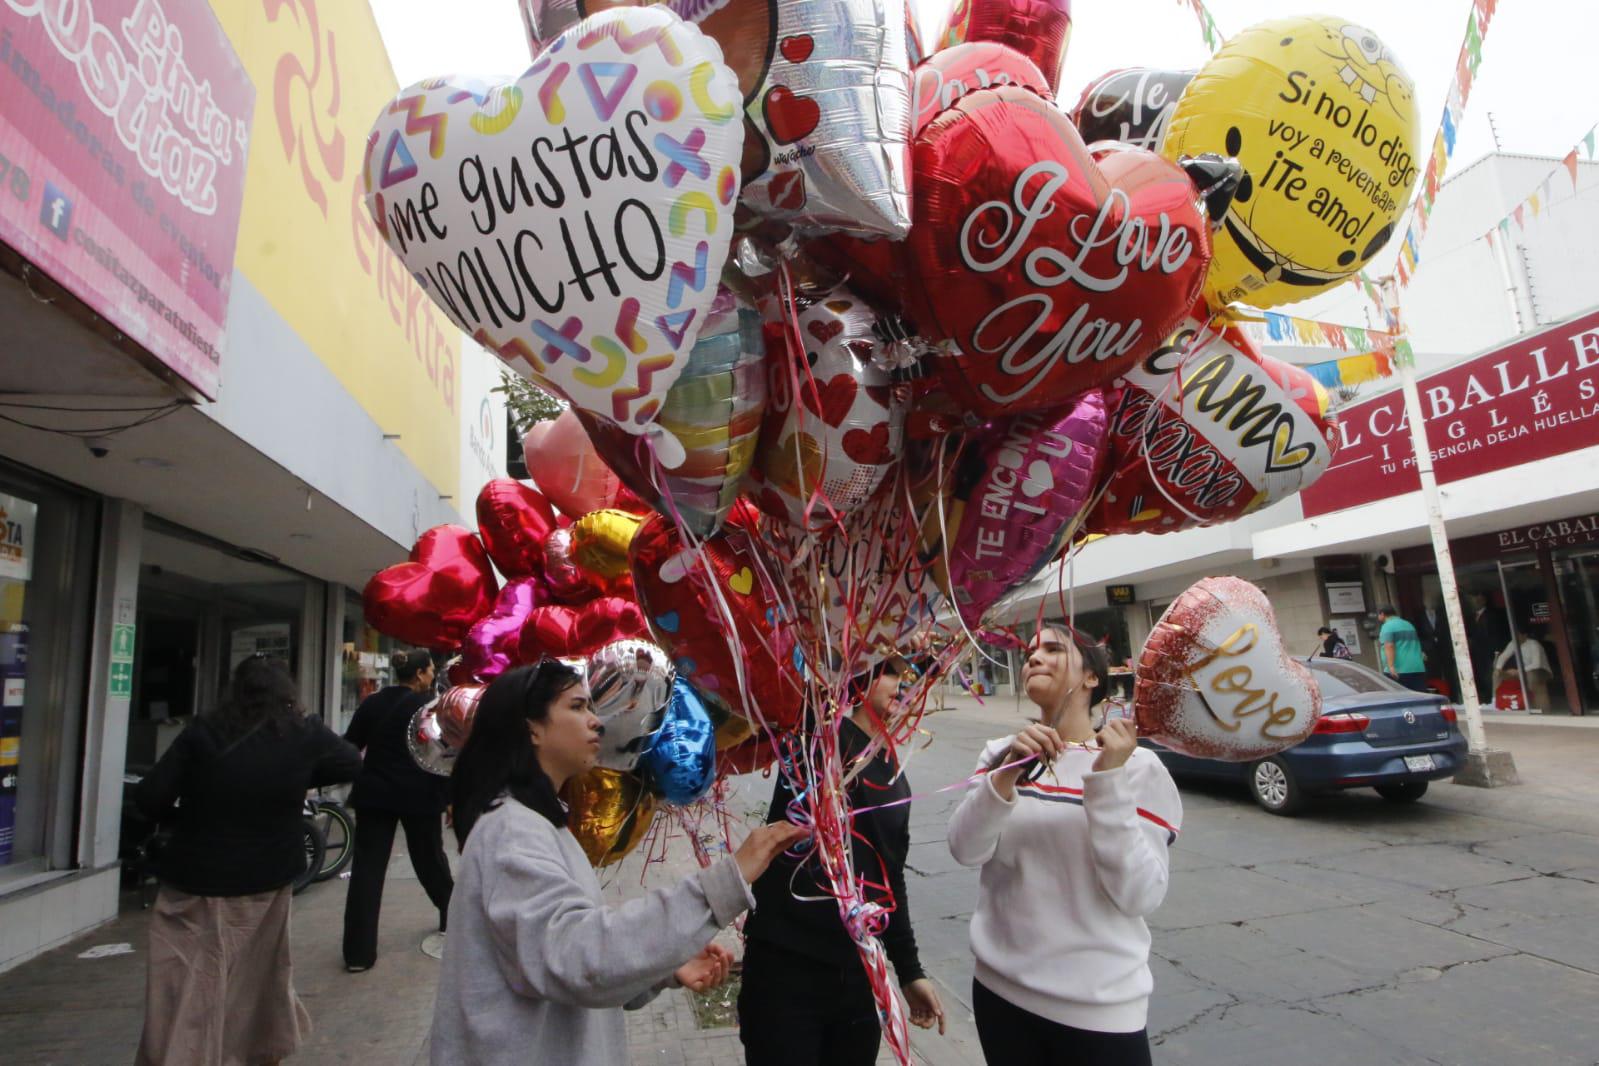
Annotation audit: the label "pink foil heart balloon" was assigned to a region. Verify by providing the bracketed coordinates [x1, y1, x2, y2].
[939, 389, 1109, 627]
[460, 578, 542, 680]
[1135, 576, 1322, 761]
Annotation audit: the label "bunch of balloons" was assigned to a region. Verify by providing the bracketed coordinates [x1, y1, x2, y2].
[361, 3, 1418, 1056]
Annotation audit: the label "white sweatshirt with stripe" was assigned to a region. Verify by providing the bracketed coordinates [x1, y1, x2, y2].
[947, 737, 1183, 1034]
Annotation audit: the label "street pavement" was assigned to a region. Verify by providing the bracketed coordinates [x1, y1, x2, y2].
[2, 696, 1598, 1064]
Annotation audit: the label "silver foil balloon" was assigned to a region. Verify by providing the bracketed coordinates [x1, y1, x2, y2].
[587, 639, 675, 771]
[518, 0, 913, 237]
[407, 700, 456, 777]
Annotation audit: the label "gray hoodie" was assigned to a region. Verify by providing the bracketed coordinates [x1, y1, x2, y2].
[430, 797, 754, 1065]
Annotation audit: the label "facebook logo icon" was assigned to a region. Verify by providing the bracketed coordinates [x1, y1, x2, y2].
[40, 183, 72, 240]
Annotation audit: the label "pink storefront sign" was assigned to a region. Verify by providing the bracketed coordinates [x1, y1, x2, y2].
[0, 0, 254, 399]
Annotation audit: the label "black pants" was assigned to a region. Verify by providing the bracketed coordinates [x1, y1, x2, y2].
[1397, 672, 1431, 693]
[973, 978, 1152, 1066]
[342, 807, 453, 968]
[737, 939, 881, 1065]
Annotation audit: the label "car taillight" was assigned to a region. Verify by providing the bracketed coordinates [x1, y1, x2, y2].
[1440, 705, 1458, 724]
[1313, 712, 1370, 734]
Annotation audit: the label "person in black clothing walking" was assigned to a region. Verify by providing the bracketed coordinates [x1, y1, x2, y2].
[738, 656, 946, 1064]
[342, 649, 455, 972]
[134, 655, 361, 1065]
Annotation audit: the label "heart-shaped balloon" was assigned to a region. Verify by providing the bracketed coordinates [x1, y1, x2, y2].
[476, 480, 559, 580]
[932, 389, 1109, 627]
[519, 596, 648, 660]
[630, 511, 805, 732]
[461, 578, 542, 681]
[363, 526, 499, 649]
[561, 767, 656, 867]
[749, 286, 908, 528]
[1086, 307, 1336, 536]
[577, 288, 767, 538]
[803, 43, 1048, 328]
[1135, 576, 1322, 761]
[638, 678, 718, 804]
[940, 0, 1072, 92]
[910, 88, 1212, 418]
[363, 6, 743, 436]
[521, 0, 913, 238]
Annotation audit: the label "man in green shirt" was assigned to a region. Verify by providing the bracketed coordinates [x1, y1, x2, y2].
[1377, 606, 1429, 692]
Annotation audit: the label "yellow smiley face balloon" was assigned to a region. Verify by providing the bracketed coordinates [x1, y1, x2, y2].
[1162, 17, 1419, 309]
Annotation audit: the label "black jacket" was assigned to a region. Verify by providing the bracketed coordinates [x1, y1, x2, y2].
[743, 717, 925, 984]
[344, 686, 451, 816]
[134, 714, 360, 896]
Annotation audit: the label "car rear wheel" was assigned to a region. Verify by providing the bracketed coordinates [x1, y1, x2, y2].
[1249, 757, 1305, 816]
[1375, 781, 1429, 803]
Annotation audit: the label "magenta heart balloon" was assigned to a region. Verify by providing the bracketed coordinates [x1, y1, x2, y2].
[944, 389, 1109, 626]
[460, 577, 541, 681]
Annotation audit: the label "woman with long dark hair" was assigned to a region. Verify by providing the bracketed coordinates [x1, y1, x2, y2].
[431, 660, 807, 1066]
[948, 625, 1183, 1065]
[341, 648, 454, 973]
[134, 655, 361, 1065]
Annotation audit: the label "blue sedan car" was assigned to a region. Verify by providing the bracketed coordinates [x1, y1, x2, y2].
[1141, 657, 1469, 815]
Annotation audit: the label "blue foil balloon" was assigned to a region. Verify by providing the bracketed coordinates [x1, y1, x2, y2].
[641, 679, 718, 806]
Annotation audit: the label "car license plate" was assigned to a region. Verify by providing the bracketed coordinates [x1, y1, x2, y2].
[1404, 755, 1436, 772]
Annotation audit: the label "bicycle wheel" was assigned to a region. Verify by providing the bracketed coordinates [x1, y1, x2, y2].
[293, 817, 326, 896]
[311, 802, 355, 882]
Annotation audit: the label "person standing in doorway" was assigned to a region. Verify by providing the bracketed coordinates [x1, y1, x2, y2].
[1417, 602, 1456, 697]
[342, 649, 455, 972]
[1467, 592, 1512, 700]
[1377, 607, 1430, 692]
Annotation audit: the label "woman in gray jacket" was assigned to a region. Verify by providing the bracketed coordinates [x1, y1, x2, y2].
[431, 660, 805, 1066]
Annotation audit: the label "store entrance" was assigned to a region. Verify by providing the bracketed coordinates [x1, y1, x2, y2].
[1494, 561, 1567, 714]
[1554, 551, 1599, 712]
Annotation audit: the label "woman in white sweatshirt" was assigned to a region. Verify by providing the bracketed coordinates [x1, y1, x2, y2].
[947, 625, 1182, 1064]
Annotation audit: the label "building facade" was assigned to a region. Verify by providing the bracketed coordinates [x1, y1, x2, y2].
[0, 0, 506, 969]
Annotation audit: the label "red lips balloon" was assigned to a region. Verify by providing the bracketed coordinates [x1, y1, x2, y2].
[363, 525, 499, 649]
[1135, 576, 1322, 761]
[910, 88, 1212, 419]
[476, 479, 559, 580]
[630, 512, 804, 733]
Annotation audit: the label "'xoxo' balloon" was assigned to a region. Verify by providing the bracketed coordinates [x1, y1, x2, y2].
[1087, 308, 1335, 536]
[363, 7, 743, 439]
[1135, 576, 1322, 761]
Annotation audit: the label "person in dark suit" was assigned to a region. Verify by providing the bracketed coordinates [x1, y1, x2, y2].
[1467, 592, 1512, 701]
[1416, 603, 1456, 698]
[341, 649, 454, 972]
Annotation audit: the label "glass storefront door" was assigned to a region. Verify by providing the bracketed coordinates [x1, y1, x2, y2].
[1554, 551, 1599, 713]
[1495, 560, 1567, 714]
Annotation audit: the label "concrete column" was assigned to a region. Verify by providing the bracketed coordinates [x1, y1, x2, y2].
[323, 585, 345, 730]
[78, 500, 143, 870]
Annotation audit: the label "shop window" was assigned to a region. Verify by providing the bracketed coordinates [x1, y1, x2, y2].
[0, 470, 93, 885]
[341, 587, 397, 726]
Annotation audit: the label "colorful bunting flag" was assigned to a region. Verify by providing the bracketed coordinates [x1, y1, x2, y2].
[1564, 150, 1580, 188]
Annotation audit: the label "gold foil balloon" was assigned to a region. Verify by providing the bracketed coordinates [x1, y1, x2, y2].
[1162, 17, 1419, 308]
[561, 767, 657, 867]
[571, 510, 645, 580]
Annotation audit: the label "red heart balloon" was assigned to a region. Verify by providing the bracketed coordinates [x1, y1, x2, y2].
[911, 87, 1211, 419]
[1135, 577, 1322, 761]
[476, 479, 558, 579]
[942, 0, 1073, 93]
[363, 525, 499, 649]
[630, 512, 804, 733]
[519, 596, 647, 661]
[803, 44, 1050, 327]
[1086, 305, 1337, 536]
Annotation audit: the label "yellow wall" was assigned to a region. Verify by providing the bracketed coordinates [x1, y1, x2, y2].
[210, 0, 462, 496]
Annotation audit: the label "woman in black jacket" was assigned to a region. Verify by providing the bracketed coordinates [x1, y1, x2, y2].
[341, 649, 455, 972]
[134, 655, 360, 1065]
[737, 656, 946, 1064]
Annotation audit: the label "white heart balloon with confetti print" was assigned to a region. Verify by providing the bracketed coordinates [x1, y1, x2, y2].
[363, 6, 744, 442]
